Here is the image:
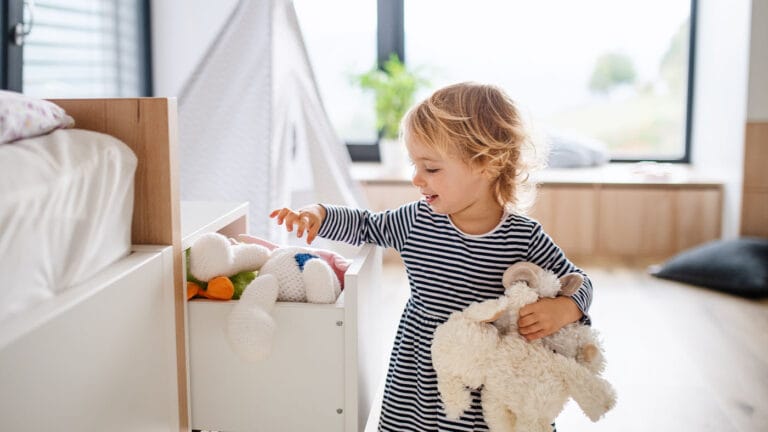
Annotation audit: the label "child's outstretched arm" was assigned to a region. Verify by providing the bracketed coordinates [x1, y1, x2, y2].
[270, 205, 326, 244]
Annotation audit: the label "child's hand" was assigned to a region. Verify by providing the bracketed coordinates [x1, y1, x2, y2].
[269, 205, 326, 244]
[517, 296, 583, 341]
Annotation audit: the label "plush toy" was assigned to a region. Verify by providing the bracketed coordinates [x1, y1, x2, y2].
[431, 262, 616, 432]
[186, 234, 270, 300]
[187, 232, 351, 362]
[492, 262, 606, 374]
[236, 234, 350, 290]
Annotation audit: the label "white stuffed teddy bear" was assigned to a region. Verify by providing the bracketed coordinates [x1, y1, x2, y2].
[189, 232, 346, 362]
[493, 262, 605, 374]
[431, 262, 616, 432]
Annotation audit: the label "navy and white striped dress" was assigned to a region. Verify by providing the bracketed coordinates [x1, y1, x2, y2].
[318, 200, 593, 432]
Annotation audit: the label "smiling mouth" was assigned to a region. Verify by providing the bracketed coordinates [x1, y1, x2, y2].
[424, 194, 438, 203]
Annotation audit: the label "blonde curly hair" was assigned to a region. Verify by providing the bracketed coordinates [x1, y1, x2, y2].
[401, 82, 541, 213]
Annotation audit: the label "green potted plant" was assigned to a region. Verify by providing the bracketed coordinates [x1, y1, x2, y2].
[354, 54, 429, 169]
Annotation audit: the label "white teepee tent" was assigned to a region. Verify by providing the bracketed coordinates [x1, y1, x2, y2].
[178, 0, 365, 245]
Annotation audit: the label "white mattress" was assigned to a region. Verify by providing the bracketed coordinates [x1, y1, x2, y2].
[0, 129, 137, 323]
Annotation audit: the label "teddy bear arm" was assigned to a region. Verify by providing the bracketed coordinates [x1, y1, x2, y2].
[555, 355, 616, 422]
[480, 393, 518, 432]
[437, 373, 473, 420]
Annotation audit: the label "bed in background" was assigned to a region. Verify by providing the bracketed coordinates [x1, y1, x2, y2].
[0, 97, 188, 431]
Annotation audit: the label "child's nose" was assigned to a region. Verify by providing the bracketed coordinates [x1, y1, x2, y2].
[412, 171, 425, 188]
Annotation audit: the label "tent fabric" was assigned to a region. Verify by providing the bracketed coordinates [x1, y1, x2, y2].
[178, 0, 365, 245]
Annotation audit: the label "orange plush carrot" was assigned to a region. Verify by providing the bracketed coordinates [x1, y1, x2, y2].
[187, 281, 201, 300]
[203, 276, 235, 300]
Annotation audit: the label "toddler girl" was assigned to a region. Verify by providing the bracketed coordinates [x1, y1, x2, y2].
[271, 82, 592, 431]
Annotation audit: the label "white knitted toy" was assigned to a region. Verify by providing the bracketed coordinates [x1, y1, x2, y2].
[431, 262, 616, 432]
[189, 233, 345, 362]
[227, 247, 343, 362]
[189, 232, 271, 283]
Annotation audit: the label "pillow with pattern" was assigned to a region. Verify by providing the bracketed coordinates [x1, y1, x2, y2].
[0, 90, 75, 144]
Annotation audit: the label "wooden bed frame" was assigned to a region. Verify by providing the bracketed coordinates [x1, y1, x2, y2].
[0, 98, 188, 431]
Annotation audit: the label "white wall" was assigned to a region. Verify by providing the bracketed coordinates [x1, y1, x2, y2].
[151, 0, 240, 97]
[747, 0, 768, 121]
[691, 0, 753, 239]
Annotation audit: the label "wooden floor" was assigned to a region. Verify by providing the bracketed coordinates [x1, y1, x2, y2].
[368, 259, 768, 432]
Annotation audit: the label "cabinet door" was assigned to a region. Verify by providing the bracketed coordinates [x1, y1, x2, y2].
[676, 188, 722, 250]
[742, 190, 768, 238]
[598, 188, 675, 257]
[530, 186, 597, 257]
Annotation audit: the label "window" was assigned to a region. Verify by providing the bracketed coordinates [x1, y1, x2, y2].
[297, 0, 696, 163]
[1, 0, 151, 97]
[294, 0, 378, 144]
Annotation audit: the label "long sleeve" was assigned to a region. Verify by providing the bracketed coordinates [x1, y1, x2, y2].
[527, 222, 593, 324]
[317, 202, 419, 251]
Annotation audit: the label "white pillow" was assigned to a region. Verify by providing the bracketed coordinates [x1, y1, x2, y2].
[0, 90, 75, 144]
[546, 130, 609, 168]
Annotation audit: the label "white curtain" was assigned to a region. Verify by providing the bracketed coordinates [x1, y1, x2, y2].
[178, 0, 365, 247]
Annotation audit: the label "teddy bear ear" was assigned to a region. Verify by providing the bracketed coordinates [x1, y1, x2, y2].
[502, 262, 542, 288]
[559, 273, 584, 296]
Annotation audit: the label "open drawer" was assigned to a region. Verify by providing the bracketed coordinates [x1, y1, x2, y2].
[182, 201, 386, 432]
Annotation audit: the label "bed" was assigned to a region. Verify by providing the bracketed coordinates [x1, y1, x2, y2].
[0, 97, 188, 431]
[0, 94, 386, 432]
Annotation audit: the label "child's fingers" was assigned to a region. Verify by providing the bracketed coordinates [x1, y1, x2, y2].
[284, 213, 299, 231]
[271, 208, 293, 225]
[517, 313, 538, 328]
[306, 224, 320, 244]
[296, 217, 308, 238]
[269, 208, 319, 244]
[523, 329, 548, 342]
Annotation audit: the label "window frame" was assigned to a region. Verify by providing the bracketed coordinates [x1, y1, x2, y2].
[1, 0, 23, 90]
[1, 0, 153, 96]
[349, 0, 698, 164]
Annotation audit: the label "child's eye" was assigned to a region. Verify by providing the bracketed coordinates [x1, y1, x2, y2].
[426, 168, 440, 174]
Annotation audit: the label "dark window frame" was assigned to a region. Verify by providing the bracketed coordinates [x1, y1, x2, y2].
[348, 0, 697, 164]
[1, 0, 153, 96]
[1, 0, 23, 91]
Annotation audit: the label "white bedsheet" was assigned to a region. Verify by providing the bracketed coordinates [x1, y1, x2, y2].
[0, 129, 137, 323]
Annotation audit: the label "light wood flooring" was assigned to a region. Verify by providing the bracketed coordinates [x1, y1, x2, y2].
[366, 259, 768, 432]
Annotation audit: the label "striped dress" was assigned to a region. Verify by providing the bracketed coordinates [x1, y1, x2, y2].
[318, 200, 593, 432]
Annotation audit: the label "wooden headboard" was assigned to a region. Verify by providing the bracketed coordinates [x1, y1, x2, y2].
[49, 98, 188, 430]
[50, 98, 180, 246]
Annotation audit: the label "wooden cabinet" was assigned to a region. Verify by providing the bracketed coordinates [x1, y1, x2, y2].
[530, 185, 722, 260]
[675, 188, 723, 250]
[597, 188, 676, 256]
[529, 186, 597, 256]
[742, 122, 768, 237]
[354, 163, 724, 261]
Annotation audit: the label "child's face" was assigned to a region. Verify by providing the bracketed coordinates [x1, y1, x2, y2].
[406, 138, 500, 224]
